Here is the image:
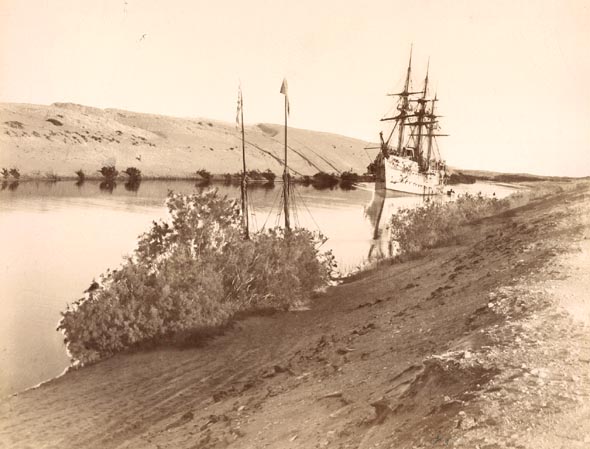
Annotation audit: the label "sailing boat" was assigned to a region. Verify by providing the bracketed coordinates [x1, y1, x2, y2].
[236, 80, 291, 236]
[369, 49, 448, 195]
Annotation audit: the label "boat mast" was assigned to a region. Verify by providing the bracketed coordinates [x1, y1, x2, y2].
[397, 47, 413, 154]
[426, 93, 437, 171]
[238, 87, 249, 239]
[414, 61, 429, 171]
[280, 79, 291, 232]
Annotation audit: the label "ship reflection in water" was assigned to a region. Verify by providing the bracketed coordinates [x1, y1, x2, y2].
[364, 184, 425, 261]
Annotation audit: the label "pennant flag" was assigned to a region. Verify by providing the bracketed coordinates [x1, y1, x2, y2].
[280, 78, 290, 116]
[236, 86, 243, 128]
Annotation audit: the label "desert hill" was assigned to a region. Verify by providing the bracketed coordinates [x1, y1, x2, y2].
[0, 102, 377, 179]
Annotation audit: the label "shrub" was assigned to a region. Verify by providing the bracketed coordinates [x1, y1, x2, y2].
[261, 169, 276, 183]
[1, 168, 8, 179]
[339, 170, 359, 189]
[124, 167, 142, 182]
[242, 170, 266, 182]
[8, 168, 20, 179]
[312, 172, 339, 189]
[447, 172, 477, 185]
[58, 190, 335, 365]
[340, 170, 360, 183]
[389, 193, 510, 257]
[300, 175, 313, 186]
[196, 169, 211, 180]
[75, 169, 85, 182]
[99, 165, 118, 181]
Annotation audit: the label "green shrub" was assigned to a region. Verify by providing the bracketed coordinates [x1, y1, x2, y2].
[58, 190, 335, 365]
[75, 169, 85, 182]
[389, 193, 509, 256]
[9, 168, 20, 179]
[1, 168, 8, 179]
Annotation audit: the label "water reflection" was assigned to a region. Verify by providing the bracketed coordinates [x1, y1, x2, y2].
[338, 180, 356, 191]
[99, 180, 117, 193]
[1, 181, 20, 191]
[124, 179, 141, 192]
[194, 179, 211, 188]
[363, 189, 428, 261]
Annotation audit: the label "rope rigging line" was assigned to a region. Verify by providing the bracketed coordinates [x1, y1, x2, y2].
[289, 181, 302, 229]
[275, 187, 284, 228]
[361, 145, 373, 164]
[292, 184, 324, 235]
[261, 186, 283, 231]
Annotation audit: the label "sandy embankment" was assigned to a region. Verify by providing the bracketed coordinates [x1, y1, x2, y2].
[0, 181, 589, 449]
[0, 102, 375, 180]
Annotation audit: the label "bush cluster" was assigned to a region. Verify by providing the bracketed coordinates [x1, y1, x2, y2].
[58, 190, 335, 365]
[124, 167, 142, 181]
[310, 172, 339, 189]
[196, 169, 212, 181]
[389, 193, 509, 256]
[447, 172, 476, 185]
[1, 167, 20, 179]
[99, 165, 119, 181]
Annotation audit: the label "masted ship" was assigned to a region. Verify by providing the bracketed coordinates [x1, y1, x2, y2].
[369, 50, 448, 195]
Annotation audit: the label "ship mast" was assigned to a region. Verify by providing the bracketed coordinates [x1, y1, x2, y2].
[237, 86, 249, 238]
[280, 79, 291, 232]
[380, 47, 419, 156]
[413, 61, 429, 171]
[426, 93, 437, 171]
[397, 48, 413, 155]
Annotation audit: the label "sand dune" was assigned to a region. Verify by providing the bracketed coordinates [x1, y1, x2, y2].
[0, 102, 377, 179]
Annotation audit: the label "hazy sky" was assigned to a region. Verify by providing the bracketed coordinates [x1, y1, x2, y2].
[1, 0, 588, 176]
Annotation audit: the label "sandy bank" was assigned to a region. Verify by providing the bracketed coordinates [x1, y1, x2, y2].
[0, 102, 375, 180]
[0, 181, 589, 449]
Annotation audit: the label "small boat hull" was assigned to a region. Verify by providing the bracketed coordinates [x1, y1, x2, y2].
[383, 155, 444, 195]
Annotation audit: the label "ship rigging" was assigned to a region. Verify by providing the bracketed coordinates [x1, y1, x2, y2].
[370, 48, 448, 195]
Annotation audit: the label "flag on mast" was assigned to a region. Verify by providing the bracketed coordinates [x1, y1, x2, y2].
[236, 86, 243, 128]
[280, 78, 290, 116]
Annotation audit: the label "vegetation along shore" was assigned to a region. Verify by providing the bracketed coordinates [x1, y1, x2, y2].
[1, 179, 589, 448]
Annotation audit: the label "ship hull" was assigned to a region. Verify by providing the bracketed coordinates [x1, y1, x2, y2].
[382, 155, 444, 195]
